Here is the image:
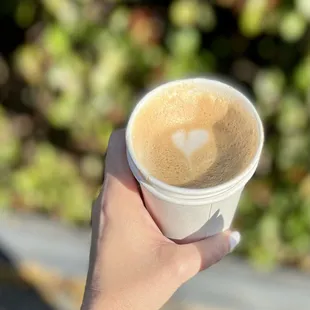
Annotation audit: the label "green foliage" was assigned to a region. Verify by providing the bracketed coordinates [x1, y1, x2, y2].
[12, 144, 92, 223]
[2, 0, 310, 269]
[0, 107, 20, 168]
[239, 0, 268, 37]
[279, 11, 307, 42]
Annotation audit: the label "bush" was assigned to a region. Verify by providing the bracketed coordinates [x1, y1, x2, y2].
[1, 0, 310, 269]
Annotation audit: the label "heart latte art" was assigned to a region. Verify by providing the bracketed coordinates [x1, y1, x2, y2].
[172, 129, 209, 158]
[131, 82, 259, 188]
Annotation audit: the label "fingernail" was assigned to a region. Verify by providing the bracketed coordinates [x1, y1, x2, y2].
[229, 231, 241, 252]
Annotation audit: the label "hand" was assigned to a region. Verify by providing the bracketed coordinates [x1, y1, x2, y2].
[81, 129, 240, 310]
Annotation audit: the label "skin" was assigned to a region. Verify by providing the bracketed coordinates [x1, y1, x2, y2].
[81, 129, 240, 310]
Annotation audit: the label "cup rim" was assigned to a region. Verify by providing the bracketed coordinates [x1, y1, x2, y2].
[126, 77, 264, 196]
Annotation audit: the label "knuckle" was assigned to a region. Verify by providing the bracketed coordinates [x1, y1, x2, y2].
[171, 253, 191, 281]
[160, 246, 191, 281]
[175, 260, 189, 278]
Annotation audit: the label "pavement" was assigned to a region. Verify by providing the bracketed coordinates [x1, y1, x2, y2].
[0, 212, 310, 310]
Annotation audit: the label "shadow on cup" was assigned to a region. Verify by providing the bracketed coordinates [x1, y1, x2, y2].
[171, 210, 224, 244]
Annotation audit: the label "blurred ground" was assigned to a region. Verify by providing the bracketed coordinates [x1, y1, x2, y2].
[1, 212, 310, 310]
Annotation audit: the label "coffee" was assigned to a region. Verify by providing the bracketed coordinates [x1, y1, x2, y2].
[131, 82, 259, 188]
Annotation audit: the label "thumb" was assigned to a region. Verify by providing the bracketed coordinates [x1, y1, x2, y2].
[176, 231, 241, 281]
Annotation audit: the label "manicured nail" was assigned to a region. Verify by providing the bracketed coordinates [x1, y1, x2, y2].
[229, 231, 241, 252]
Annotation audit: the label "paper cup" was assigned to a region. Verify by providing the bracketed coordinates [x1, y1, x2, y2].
[126, 78, 264, 242]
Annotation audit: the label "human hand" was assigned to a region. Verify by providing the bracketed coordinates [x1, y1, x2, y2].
[81, 129, 240, 310]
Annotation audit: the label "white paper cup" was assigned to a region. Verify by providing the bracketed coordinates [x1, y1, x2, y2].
[126, 78, 264, 242]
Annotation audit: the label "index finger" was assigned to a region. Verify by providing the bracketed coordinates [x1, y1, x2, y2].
[92, 129, 142, 224]
[104, 128, 139, 194]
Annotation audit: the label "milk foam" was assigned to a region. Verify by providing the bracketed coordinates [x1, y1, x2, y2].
[131, 82, 259, 188]
[172, 129, 209, 158]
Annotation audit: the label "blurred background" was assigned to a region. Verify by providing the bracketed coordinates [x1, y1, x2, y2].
[1, 0, 310, 309]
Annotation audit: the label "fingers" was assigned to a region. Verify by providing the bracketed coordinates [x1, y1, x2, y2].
[91, 129, 146, 227]
[103, 129, 144, 212]
[193, 231, 240, 270]
[88, 129, 142, 282]
[105, 129, 139, 194]
[176, 231, 241, 281]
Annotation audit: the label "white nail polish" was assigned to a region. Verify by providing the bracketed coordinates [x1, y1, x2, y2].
[229, 231, 241, 252]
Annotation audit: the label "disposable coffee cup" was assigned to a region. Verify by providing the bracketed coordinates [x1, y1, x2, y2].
[126, 78, 264, 242]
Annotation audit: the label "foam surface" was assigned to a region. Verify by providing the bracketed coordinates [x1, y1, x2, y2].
[131, 82, 259, 188]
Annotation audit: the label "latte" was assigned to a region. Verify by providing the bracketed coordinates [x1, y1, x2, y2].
[131, 82, 259, 188]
